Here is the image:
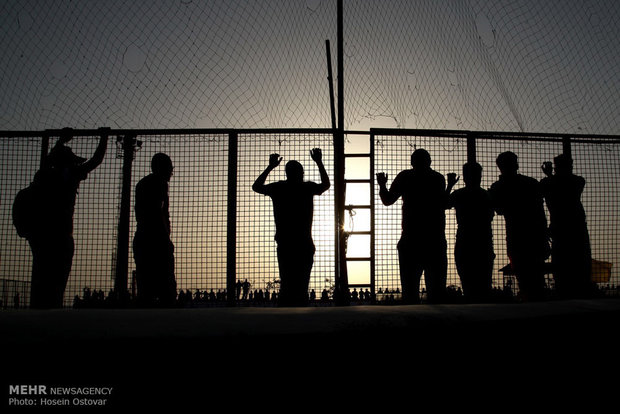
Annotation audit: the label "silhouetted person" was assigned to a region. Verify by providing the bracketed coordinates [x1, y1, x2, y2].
[235, 280, 242, 300]
[133, 153, 177, 307]
[27, 127, 108, 308]
[446, 162, 495, 302]
[490, 151, 549, 301]
[242, 279, 250, 300]
[377, 148, 447, 304]
[253, 148, 330, 307]
[541, 154, 593, 298]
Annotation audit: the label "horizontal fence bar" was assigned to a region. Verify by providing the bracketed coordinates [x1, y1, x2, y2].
[0, 128, 334, 138]
[344, 153, 372, 158]
[2, 128, 618, 142]
[370, 128, 620, 141]
[344, 179, 371, 184]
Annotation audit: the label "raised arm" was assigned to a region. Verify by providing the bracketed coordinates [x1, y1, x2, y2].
[310, 148, 330, 194]
[446, 173, 459, 195]
[445, 172, 459, 208]
[80, 127, 110, 174]
[252, 153, 282, 194]
[376, 172, 400, 206]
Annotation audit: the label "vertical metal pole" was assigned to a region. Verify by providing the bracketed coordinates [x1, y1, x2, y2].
[115, 135, 134, 304]
[337, 0, 344, 133]
[226, 132, 238, 306]
[326, 40, 337, 131]
[467, 133, 477, 164]
[40, 132, 50, 169]
[369, 132, 376, 299]
[334, 0, 349, 305]
[327, 39, 347, 304]
[562, 136, 572, 159]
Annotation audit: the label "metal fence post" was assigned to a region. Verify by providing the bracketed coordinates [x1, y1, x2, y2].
[369, 132, 376, 298]
[114, 134, 139, 304]
[467, 132, 477, 164]
[226, 132, 238, 306]
[562, 136, 572, 159]
[40, 132, 50, 169]
[333, 0, 350, 306]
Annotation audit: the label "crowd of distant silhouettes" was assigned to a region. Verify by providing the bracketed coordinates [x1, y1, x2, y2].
[70, 283, 620, 309]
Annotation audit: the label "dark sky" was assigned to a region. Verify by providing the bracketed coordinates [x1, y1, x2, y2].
[0, 0, 618, 134]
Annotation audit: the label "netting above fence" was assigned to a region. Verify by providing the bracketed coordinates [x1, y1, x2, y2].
[1, 1, 618, 134]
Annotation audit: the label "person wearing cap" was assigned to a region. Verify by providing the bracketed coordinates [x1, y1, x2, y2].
[133, 153, 177, 307]
[252, 148, 330, 307]
[29, 127, 109, 308]
[376, 149, 448, 304]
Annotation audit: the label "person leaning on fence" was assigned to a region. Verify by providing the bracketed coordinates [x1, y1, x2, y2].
[376, 148, 448, 304]
[252, 148, 330, 307]
[541, 154, 594, 299]
[23, 127, 109, 308]
[489, 151, 550, 302]
[446, 162, 495, 303]
[133, 153, 177, 307]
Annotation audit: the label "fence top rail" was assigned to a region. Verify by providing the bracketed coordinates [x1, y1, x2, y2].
[0, 128, 338, 138]
[370, 128, 620, 142]
[1, 128, 618, 142]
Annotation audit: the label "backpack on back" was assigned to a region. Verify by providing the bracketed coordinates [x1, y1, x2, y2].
[12, 170, 48, 239]
[12, 184, 40, 239]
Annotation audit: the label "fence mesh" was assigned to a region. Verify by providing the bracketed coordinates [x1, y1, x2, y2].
[129, 134, 230, 302]
[374, 132, 620, 299]
[373, 134, 467, 299]
[0, 137, 39, 308]
[0, 131, 618, 307]
[476, 136, 563, 294]
[63, 136, 122, 305]
[571, 140, 620, 292]
[237, 132, 335, 301]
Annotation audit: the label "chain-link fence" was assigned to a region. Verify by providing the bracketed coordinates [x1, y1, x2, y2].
[373, 130, 620, 301]
[1, 129, 618, 307]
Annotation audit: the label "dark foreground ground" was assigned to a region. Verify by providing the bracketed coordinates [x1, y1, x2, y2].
[3, 298, 620, 410]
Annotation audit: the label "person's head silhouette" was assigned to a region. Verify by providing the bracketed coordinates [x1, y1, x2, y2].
[553, 153, 573, 176]
[463, 162, 482, 188]
[411, 149, 431, 172]
[48, 145, 87, 168]
[496, 151, 518, 176]
[285, 160, 304, 182]
[152, 153, 174, 181]
[46, 127, 85, 167]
